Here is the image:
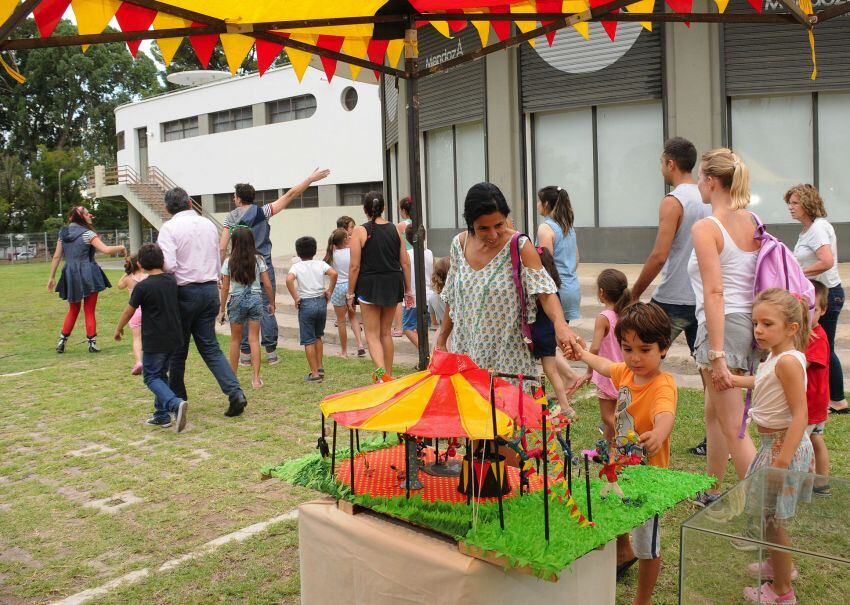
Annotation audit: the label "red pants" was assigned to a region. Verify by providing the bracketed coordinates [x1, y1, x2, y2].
[62, 292, 99, 337]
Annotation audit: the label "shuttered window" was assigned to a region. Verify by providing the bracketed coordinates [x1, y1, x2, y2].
[426, 121, 486, 229]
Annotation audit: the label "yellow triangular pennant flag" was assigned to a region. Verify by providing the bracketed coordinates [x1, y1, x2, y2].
[799, 0, 817, 79]
[429, 20, 452, 38]
[153, 13, 192, 67]
[624, 0, 655, 32]
[386, 39, 404, 68]
[714, 0, 730, 12]
[463, 9, 490, 47]
[285, 34, 316, 82]
[563, 0, 590, 40]
[511, 1, 537, 46]
[71, 0, 120, 52]
[342, 38, 368, 81]
[220, 33, 254, 76]
[1, 0, 17, 25]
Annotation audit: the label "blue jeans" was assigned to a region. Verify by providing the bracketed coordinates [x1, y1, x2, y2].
[651, 299, 698, 354]
[298, 296, 327, 346]
[169, 282, 242, 402]
[241, 260, 278, 353]
[143, 351, 182, 421]
[820, 284, 845, 401]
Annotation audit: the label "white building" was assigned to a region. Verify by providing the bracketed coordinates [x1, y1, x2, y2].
[112, 64, 383, 256]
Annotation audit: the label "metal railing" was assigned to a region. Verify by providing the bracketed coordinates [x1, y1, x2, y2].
[1, 229, 158, 263]
[89, 165, 223, 231]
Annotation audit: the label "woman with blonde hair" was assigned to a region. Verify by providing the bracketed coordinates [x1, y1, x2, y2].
[688, 148, 762, 507]
[785, 183, 846, 414]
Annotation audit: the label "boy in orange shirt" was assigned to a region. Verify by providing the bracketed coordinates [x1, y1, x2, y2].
[576, 302, 676, 605]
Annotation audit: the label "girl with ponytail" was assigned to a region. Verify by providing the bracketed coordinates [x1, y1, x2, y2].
[583, 268, 631, 440]
[688, 147, 763, 507]
[325, 228, 365, 358]
[347, 191, 413, 382]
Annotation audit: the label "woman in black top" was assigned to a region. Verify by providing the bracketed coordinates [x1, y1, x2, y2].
[347, 191, 412, 382]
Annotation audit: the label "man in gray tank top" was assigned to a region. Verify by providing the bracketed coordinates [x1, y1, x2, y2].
[632, 138, 710, 455]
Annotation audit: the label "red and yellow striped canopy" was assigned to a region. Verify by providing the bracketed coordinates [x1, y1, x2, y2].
[320, 351, 543, 439]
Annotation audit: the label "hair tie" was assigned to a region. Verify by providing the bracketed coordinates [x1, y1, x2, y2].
[791, 292, 804, 302]
[733, 160, 740, 168]
[229, 223, 249, 235]
[556, 186, 561, 192]
[535, 246, 544, 254]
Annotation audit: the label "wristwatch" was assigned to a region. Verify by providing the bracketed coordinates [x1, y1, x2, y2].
[707, 350, 726, 361]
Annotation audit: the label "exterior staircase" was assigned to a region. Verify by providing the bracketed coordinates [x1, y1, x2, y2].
[86, 165, 221, 232]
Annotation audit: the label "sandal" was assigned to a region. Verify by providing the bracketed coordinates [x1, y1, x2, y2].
[616, 558, 637, 581]
[743, 582, 796, 604]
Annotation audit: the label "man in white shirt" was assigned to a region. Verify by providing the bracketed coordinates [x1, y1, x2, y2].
[158, 188, 246, 417]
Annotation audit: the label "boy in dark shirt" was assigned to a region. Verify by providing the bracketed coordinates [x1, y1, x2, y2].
[115, 244, 188, 432]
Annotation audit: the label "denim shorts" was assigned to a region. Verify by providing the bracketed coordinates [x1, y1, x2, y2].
[330, 282, 348, 307]
[227, 291, 263, 325]
[402, 306, 430, 331]
[298, 296, 327, 345]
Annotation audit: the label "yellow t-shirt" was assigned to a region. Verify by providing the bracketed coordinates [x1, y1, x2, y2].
[609, 362, 677, 469]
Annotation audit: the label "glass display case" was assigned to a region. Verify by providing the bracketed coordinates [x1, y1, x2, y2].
[680, 467, 848, 604]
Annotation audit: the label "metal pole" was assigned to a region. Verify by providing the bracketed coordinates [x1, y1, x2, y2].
[466, 438, 473, 505]
[541, 386, 550, 542]
[405, 435, 411, 500]
[58, 168, 64, 217]
[43, 232, 49, 261]
[488, 374, 505, 530]
[403, 23, 430, 370]
[349, 429, 356, 495]
[331, 421, 338, 475]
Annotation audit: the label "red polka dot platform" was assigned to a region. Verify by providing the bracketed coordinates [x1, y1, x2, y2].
[335, 443, 543, 503]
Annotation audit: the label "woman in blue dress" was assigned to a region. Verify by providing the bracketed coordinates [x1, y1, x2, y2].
[48, 206, 126, 353]
[536, 186, 582, 389]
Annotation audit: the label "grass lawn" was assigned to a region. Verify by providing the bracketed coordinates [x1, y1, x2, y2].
[0, 261, 847, 604]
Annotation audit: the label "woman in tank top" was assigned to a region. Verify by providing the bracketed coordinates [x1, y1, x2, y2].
[347, 191, 413, 382]
[687, 148, 762, 506]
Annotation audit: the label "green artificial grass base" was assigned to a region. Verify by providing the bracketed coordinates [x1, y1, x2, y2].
[265, 448, 714, 580]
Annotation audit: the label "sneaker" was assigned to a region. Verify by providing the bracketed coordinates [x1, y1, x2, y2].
[131, 362, 143, 376]
[690, 491, 720, 508]
[746, 560, 798, 581]
[688, 438, 707, 456]
[743, 582, 796, 604]
[145, 416, 172, 428]
[357, 348, 366, 358]
[267, 351, 279, 365]
[174, 400, 188, 434]
[813, 483, 831, 496]
[56, 334, 68, 353]
[304, 373, 323, 383]
[239, 352, 251, 366]
[86, 336, 100, 353]
[224, 391, 247, 417]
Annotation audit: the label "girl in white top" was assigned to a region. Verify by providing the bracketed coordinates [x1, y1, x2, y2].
[731, 289, 814, 605]
[687, 148, 762, 506]
[324, 228, 364, 358]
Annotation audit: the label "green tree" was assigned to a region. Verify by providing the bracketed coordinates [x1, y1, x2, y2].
[28, 145, 88, 224]
[0, 19, 162, 167]
[0, 152, 38, 232]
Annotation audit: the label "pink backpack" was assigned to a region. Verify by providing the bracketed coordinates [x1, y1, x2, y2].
[752, 213, 816, 319]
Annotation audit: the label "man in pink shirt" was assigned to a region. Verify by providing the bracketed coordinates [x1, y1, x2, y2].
[158, 188, 246, 417]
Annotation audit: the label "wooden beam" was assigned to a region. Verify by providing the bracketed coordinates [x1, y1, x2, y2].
[604, 12, 799, 23]
[816, 1, 850, 22]
[415, 0, 638, 78]
[771, 0, 813, 25]
[0, 0, 42, 43]
[231, 15, 407, 32]
[252, 31, 406, 79]
[0, 26, 223, 50]
[122, 0, 225, 25]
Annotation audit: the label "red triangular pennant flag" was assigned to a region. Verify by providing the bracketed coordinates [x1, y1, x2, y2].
[33, 0, 70, 38]
[589, 0, 619, 41]
[747, 0, 763, 11]
[490, 5, 511, 42]
[256, 37, 285, 76]
[366, 38, 390, 79]
[189, 21, 218, 69]
[114, 3, 156, 58]
[537, 0, 562, 46]
[316, 35, 345, 82]
[666, 0, 693, 25]
[448, 20, 468, 32]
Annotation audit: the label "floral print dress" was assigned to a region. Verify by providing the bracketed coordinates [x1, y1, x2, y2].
[441, 233, 557, 376]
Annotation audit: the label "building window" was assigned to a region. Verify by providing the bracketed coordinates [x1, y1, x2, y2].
[339, 182, 383, 207]
[266, 94, 317, 124]
[162, 116, 199, 142]
[117, 131, 125, 151]
[254, 189, 279, 205]
[818, 92, 850, 223]
[284, 186, 320, 209]
[532, 101, 664, 228]
[210, 106, 253, 133]
[214, 193, 234, 213]
[425, 121, 486, 229]
[342, 87, 358, 111]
